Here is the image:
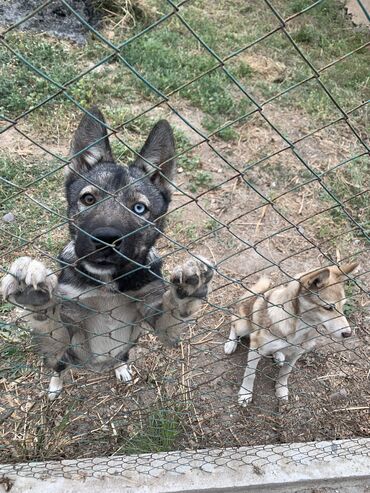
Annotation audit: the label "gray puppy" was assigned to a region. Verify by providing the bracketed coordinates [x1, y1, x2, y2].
[1, 107, 213, 400]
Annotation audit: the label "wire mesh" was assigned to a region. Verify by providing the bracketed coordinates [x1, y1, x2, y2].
[0, 0, 369, 481]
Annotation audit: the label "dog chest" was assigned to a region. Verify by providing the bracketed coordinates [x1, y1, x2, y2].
[80, 294, 140, 362]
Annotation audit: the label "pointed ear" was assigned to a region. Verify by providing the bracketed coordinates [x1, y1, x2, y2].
[300, 268, 330, 291]
[131, 120, 176, 198]
[66, 106, 113, 178]
[334, 262, 359, 278]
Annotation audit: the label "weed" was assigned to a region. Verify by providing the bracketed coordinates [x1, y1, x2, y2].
[205, 218, 221, 233]
[189, 171, 213, 193]
[344, 280, 360, 317]
[0, 340, 28, 378]
[178, 155, 201, 173]
[202, 116, 239, 141]
[120, 408, 182, 454]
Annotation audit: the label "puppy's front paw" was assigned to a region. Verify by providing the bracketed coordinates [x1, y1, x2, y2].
[115, 363, 132, 383]
[224, 339, 238, 355]
[275, 385, 289, 401]
[1, 257, 57, 307]
[238, 392, 253, 407]
[171, 256, 214, 300]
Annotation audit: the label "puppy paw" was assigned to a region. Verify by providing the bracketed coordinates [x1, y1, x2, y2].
[171, 256, 214, 300]
[238, 392, 253, 407]
[224, 339, 238, 355]
[48, 374, 64, 401]
[115, 363, 132, 383]
[275, 386, 289, 401]
[1, 257, 57, 307]
[273, 351, 285, 367]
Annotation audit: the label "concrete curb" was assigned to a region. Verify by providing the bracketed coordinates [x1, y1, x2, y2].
[1, 438, 369, 493]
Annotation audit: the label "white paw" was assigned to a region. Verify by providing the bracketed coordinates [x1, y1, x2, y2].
[224, 339, 238, 355]
[276, 386, 289, 401]
[115, 363, 132, 383]
[48, 375, 63, 401]
[238, 392, 253, 407]
[273, 351, 285, 367]
[1, 256, 57, 306]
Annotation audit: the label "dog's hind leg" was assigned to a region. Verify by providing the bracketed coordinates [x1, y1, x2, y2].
[115, 364, 132, 383]
[47, 358, 68, 401]
[224, 316, 249, 355]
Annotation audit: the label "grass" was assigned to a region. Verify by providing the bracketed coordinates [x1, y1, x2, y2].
[188, 170, 213, 193]
[322, 155, 370, 237]
[0, 300, 29, 379]
[1, 1, 368, 138]
[0, 154, 67, 257]
[117, 407, 182, 455]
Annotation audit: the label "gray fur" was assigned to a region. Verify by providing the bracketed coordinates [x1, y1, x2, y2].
[1, 107, 214, 400]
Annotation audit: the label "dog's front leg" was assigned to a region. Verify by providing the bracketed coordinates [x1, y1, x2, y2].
[238, 344, 262, 407]
[152, 257, 214, 347]
[1, 257, 68, 400]
[275, 352, 302, 401]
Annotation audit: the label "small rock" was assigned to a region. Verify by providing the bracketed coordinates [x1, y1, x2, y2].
[2, 212, 15, 223]
[178, 167, 184, 173]
[329, 388, 348, 401]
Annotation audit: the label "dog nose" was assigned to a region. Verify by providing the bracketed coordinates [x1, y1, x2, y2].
[91, 227, 122, 249]
[341, 331, 352, 338]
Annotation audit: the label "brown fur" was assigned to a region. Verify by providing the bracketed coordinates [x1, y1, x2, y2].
[225, 263, 359, 406]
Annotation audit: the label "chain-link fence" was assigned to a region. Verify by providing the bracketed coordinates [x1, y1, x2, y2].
[0, 0, 369, 482]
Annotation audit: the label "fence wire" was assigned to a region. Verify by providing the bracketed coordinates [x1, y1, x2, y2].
[0, 0, 369, 481]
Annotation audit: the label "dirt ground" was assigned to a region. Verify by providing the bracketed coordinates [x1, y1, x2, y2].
[1, 97, 369, 466]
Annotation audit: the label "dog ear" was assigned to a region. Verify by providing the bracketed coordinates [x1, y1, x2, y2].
[131, 120, 176, 198]
[334, 262, 359, 279]
[66, 106, 113, 178]
[300, 268, 330, 291]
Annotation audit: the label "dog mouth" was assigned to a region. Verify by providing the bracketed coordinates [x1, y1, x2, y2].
[80, 251, 138, 274]
[89, 258, 117, 266]
[81, 258, 118, 276]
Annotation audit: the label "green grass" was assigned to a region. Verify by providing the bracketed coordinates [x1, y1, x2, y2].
[324, 156, 370, 236]
[119, 408, 182, 455]
[189, 170, 213, 193]
[0, 154, 67, 256]
[0, 303, 29, 378]
[0, 337, 29, 378]
[1, 1, 368, 139]
[241, 0, 369, 121]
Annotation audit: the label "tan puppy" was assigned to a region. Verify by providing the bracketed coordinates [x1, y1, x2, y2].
[224, 263, 358, 406]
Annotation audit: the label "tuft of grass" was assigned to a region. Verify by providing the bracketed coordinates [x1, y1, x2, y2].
[0, 339, 29, 378]
[189, 170, 213, 193]
[120, 408, 182, 454]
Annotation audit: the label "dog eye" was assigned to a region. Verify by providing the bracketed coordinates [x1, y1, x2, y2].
[132, 202, 148, 215]
[324, 305, 335, 311]
[80, 193, 96, 206]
